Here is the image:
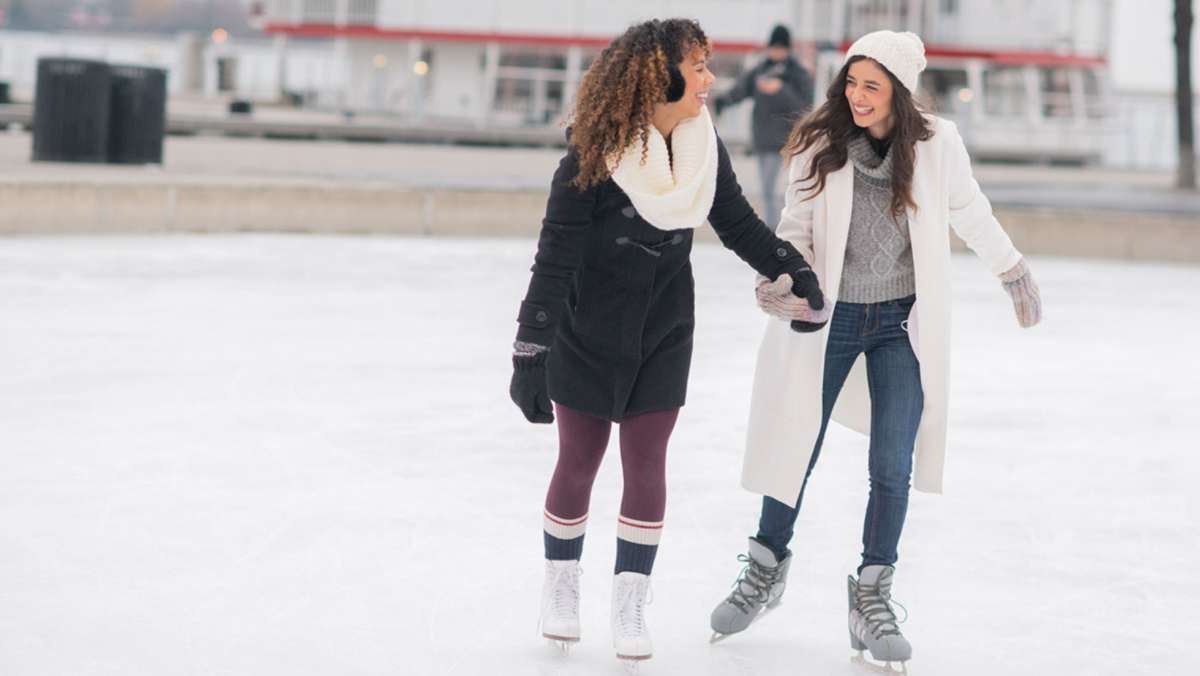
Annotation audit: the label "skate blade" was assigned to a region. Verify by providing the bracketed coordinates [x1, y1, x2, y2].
[709, 600, 783, 644]
[619, 656, 651, 675]
[851, 650, 907, 676]
[545, 636, 578, 657]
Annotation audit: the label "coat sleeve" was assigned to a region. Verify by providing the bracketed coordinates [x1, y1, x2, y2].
[771, 147, 820, 278]
[707, 136, 811, 279]
[717, 64, 758, 109]
[943, 121, 1023, 275]
[514, 145, 598, 347]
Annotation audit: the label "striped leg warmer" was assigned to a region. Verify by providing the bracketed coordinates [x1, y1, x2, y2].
[615, 515, 663, 575]
[544, 510, 587, 561]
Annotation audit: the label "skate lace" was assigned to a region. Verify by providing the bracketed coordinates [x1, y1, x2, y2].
[854, 579, 908, 639]
[727, 554, 784, 613]
[615, 575, 653, 637]
[538, 563, 582, 633]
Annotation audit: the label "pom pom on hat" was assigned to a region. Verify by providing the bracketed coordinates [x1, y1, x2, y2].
[845, 30, 927, 93]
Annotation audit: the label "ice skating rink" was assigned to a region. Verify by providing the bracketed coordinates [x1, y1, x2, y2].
[0, 234, 1195, 676]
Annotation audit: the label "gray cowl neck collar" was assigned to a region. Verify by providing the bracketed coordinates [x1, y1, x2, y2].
[847, 134, 893, 187]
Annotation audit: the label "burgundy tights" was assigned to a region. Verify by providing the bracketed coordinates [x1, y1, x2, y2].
[544, 404, 679, 523]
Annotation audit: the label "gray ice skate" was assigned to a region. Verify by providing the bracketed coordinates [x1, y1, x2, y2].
[709, 537, 792, 643]
[848, 564, 911, 675]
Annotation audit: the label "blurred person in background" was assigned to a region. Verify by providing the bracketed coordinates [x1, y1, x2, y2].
[708, 31, 1043, 675]
[714, 24, 815, 231]
[507, 17, 831, 672]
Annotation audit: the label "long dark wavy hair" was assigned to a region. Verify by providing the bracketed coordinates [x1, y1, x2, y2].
[783, 56, 933, 222]
[566, 18, 712, 190]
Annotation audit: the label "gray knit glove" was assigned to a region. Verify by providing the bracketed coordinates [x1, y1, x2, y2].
[999, 258, 1042, 328]
[756, 273, 833, 326]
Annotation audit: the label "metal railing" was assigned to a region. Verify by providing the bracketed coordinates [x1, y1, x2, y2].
[269, 0, 377, 26]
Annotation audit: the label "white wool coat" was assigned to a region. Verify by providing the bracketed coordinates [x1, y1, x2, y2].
[742, 115, 1023, 506]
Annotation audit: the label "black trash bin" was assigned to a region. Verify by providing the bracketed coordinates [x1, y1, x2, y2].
[108, 65, 167, 164]
[32, 58, 112, 163]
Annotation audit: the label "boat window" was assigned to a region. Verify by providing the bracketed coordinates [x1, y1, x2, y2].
[982, 66, 1027, 117]
[1039, 66, 1074, 118]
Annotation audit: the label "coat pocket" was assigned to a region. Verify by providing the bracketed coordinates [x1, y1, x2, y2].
[901, 299, 919, 360]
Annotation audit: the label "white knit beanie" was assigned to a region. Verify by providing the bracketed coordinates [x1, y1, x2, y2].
[845, 30, 927, 93]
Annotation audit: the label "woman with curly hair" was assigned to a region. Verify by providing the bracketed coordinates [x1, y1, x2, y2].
[508, 17, 829, 668]
[707, 32, 1042, 673]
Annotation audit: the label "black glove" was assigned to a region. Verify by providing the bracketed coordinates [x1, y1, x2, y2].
[788, 267, 828, 333]
[510, 351, 553, 424]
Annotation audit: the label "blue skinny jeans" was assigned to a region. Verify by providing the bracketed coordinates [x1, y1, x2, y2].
[757, 294, 923, 570]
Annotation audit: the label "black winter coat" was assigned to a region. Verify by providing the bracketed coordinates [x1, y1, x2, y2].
[716, 55, 814, 153]
[514, 134, 809, 422]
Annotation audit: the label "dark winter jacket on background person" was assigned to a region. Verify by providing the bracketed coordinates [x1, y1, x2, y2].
[514, 131, 811, 423]
[715, 55, 814, 153]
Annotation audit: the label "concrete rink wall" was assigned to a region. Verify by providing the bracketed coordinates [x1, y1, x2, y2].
[2, 182, 1198, 263]
[1, 133, 1198, 262]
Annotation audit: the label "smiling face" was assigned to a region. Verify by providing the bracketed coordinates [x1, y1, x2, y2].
[845, 58, 896, 138]
[675, 49, 716, 118]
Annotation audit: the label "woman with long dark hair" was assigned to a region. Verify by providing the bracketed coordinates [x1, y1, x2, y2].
[508, 18, 830, 671]
[708, 31, 1042, 674]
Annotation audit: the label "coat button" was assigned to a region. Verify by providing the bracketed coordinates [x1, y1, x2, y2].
[535, 310, 548, 323]
[775, 247, 789, 258]
[622, 206, 637, 218]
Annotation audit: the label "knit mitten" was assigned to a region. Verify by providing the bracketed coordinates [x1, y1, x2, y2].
[756, 273, 832, 330]
[789, 268, 831, 333]
[999, 258, 1042, 328]
[511, 342, 554, 424]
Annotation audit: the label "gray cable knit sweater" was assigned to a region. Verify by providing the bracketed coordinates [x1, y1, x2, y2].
[838, 134, 916, 303]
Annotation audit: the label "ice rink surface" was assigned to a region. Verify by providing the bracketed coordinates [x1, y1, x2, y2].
[0, 234, 1196, 676]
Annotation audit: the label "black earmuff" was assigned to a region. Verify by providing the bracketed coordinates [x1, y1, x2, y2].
[665, 65, 686, 103]
[653, 20, 687, 103]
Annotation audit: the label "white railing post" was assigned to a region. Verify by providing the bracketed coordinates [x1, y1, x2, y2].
[480, 41, 500, 126]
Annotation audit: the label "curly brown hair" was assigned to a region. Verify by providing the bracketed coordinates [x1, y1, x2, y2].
[783, 56, 933, 225]
[566, 18, 712, 190]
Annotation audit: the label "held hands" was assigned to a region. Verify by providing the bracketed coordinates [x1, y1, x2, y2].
[999, 258, 1042, 328]
[756, 269, 832, 332]
[510, 342, 554, 424]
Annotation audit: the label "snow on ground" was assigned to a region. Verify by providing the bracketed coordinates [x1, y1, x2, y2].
[0, 235, 1195, 676]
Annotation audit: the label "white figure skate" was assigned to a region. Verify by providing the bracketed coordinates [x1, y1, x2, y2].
[539, 559, 582, 656]
[611, 571, 653, 674]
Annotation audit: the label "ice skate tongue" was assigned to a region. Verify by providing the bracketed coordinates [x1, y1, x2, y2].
[747, 537, 780, 567]
[858, 565, 893, 587]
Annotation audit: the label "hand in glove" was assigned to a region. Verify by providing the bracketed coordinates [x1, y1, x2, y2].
[510, 342, 553, 424]
[755, 270, 832, 332]
[999, 258, 1042, 328]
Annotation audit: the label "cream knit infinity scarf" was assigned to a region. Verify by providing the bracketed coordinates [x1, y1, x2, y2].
[608, 106, 718, 231]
